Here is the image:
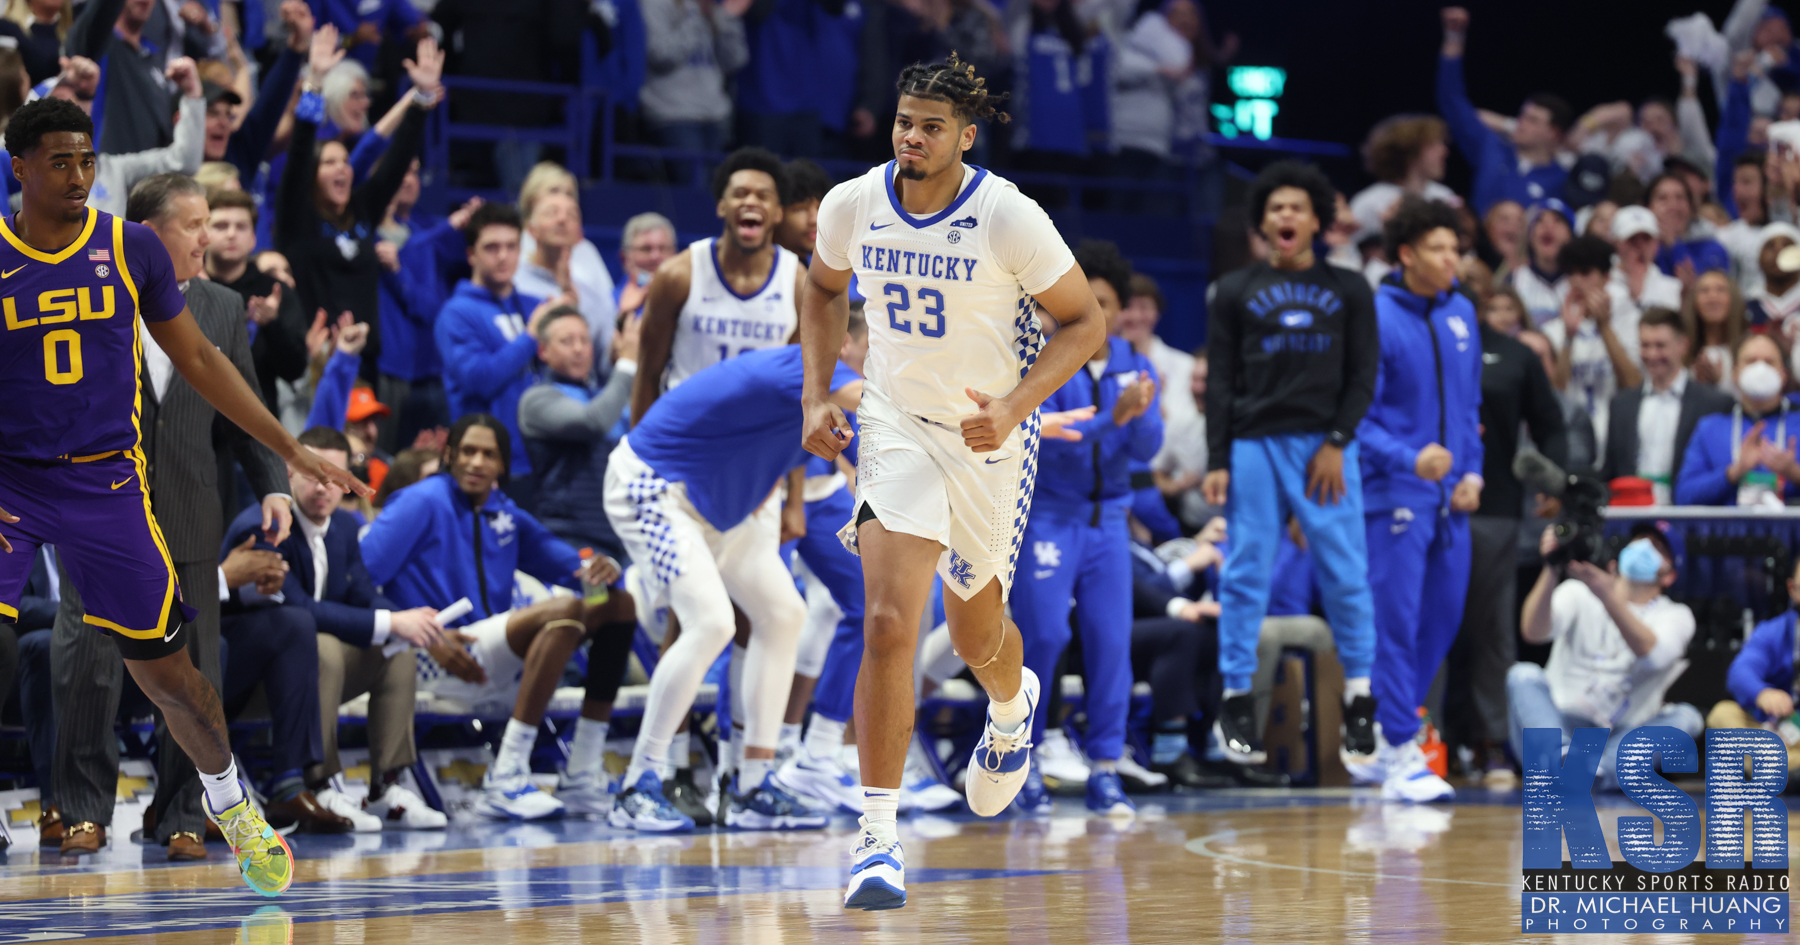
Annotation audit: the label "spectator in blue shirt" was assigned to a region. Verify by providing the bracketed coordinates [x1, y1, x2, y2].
[435, 203, 574, 513]
[1436, 7, 1572, 215]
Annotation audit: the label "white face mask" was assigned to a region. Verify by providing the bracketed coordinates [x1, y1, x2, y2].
[1739, 360, 1785, 402]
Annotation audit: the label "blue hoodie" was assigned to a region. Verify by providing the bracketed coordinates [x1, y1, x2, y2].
[1033, 336, 1164, 521]
[436, 279, 544, 476]
[1727, 609, 1798, 721]
[360, 473, 579, 622]
[377, 216, 458, 382]
[1437, 55, 1569, 215]
[1358, 276, 1485, 512]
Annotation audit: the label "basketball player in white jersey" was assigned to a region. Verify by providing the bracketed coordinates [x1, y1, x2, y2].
[628, 147, 806, 819]
[800, 56, 1107, 911]
[633, 147, 805, 419]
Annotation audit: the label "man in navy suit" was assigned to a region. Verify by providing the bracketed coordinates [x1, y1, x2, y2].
[224, 427, 448, 831]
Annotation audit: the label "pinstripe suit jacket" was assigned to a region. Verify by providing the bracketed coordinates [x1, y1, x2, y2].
[139, 279, 287, 563]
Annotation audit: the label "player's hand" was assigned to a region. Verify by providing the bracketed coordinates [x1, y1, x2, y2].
[308, 23, 344, 79]
[165, 56, 202, 99]
[248, 282, 281, 327]
[290, 443, 373, 498]
[958, 387, 1025, 453]
[578, 553, 620, 587]
[1415, 443, 1454, 481]
[1040, 405, 1095, 441]
[432, 634, 487, 684]
[1756, 688, 1796, 719]
[802, 398, 853, 460]
[336, 320, 370, 356]
[1306, 442, 1347, 504]
[1112, 376, 1157, 426]
[1202, 469, 1230, 507]
[0, 502, 20, 553]
[388, 607, 445, 649]
[1450, 477, 1482, 512]
[260, 494, 293, 545]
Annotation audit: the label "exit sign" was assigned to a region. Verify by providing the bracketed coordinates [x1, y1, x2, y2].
[1215, 66, 1286, 141]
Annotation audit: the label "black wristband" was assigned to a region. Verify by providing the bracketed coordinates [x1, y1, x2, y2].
[1326, 430, 1352, 449]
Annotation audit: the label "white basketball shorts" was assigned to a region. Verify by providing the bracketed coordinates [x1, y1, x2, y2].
[415, 611, 525, 716]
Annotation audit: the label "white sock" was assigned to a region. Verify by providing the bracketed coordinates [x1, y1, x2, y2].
[569, 717, 608, 779]
[497, 718, 537, 775]
[200, 759, 246, 814]
[738, 755, 773, 792]
[1222, 687, 1251, 699]
[1343, 677, 1371, 703]
[626, 733, 671, 788]
[805, 715, 846, 761]
[779, 721, 802, 752]
[861, 786, 899, 830]
[988, 682, 1031, 734]
[1093, 759, 1117, 773]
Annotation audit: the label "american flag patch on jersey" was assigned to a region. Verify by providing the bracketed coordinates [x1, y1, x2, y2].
[87, 248, 110, 262]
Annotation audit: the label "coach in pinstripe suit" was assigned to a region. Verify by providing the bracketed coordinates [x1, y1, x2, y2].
[50, 175, 304, 857]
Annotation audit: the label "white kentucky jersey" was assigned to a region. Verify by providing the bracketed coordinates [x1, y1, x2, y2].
[814, 162, 1076, 423]
[666, 237, 800, 386]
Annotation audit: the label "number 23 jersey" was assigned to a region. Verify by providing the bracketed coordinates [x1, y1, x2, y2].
[0, 208, 186, 461]
[814, 162, 1074, 424]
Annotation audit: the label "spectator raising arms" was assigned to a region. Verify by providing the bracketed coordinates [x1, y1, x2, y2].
[1436, 7, 1572, 216]
[276, 35, 442, 387]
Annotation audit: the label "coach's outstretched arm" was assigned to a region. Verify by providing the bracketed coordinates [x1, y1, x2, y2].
[800, 255, 855, 460]
[957, 264, 1106, 453]
[146, 311, 368, 497]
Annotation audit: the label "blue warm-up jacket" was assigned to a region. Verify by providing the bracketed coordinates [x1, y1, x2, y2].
[1727, 609, 1798, 722]
[436, 279, 544, 476]
[1033, 336, 1164, 520]
[1358, 276, 1484, 512]
[360, 473, 580, 622]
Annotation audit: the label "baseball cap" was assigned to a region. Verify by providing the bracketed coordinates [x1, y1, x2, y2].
[1526, 198, 1574, 235]
[346, 387, 390, 423]
[202, 81, 242, 108]
[1612, 205, 1658, 242]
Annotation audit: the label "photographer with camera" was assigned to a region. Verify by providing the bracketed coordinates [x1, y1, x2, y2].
[1673, 333, 1800, 507]
[1508, 523, 1701, 791]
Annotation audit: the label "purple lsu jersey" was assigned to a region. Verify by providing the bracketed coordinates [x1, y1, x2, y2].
[0, 208, 186, 461]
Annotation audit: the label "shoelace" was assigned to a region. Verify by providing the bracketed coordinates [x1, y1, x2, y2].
[217, 808, 269, 857]
[979, 723, 1032, 770]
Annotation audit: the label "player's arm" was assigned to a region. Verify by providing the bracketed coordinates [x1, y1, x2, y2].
[960, 264, 1106, 452]
[629, 250, 691, 426]
[800, 254, 854, 461]
[146, 310, 367, 496]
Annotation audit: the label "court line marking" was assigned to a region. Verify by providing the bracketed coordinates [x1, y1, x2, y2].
[1184, 814, 1519, 888]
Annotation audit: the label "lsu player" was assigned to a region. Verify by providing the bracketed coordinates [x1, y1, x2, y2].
[800, 55, 1108, 910]
[0, 98, 364, 896]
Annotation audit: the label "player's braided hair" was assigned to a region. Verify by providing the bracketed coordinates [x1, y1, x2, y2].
[896, 52, 1010, 125]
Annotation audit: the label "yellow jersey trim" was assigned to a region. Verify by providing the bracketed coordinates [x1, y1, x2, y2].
[111, 216, 178, 640]
[0, 207, 98, 265]
[70, 450, 119, 463]
[0, 601, 16, 619]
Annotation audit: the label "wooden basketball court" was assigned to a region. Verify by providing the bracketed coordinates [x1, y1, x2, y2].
[1, 790, 1793, 944]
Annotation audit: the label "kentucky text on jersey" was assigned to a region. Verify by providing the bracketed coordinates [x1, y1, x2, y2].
[861, 244, 978, 282]
[1244, 281, 1345, 319]
[685, 313, 792, 341]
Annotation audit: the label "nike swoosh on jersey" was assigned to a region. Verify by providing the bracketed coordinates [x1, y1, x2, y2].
[164, 627, 180, 643]
[869, 222, 893, 230]
[983, 457, 1006, 464]
[1, 265, 26, 278]
[110, 476, 134, 490]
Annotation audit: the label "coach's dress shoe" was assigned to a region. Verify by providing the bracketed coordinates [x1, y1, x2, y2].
[167, 831, 207, 861]
[263, 791, 354, 834]
[37, 805, 64, 847]
[60, 821, 105, 855]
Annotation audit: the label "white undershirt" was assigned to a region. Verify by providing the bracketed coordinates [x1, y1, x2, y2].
[298, 513, 390, 645]
[1635, 370, 1687, 505]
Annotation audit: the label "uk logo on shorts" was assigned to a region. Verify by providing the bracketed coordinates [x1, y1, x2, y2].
[947, 551, 975, 589]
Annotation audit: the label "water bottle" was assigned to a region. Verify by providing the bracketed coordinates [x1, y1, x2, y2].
[578, 548, 610, 605]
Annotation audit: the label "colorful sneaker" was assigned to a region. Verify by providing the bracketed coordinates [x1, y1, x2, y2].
[608, 771, 694, 832]
[842, 817, 906, 911]
[774, 749, 863, 814]
[1011, 760, 1052, 815]
[1085, 769, 1135, 818]
[476, 767, 565, 821]
[363, 783, 447, 830]
[207, 794, 295, 897]
[1380, 741, 1456, 804]
[724, 774, 829, 830]
[1214, 693, 1266, 765]
[965, 667, 1040, 817]
[555, 769, 615, 818]
[897, 738, 961, 813]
